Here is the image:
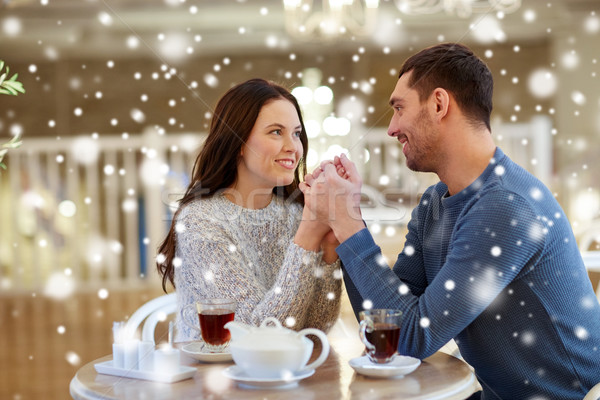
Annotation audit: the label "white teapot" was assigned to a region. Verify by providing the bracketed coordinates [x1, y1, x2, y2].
[224, 317, 330, 379]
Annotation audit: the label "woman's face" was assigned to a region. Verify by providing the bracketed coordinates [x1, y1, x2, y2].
[237, 99, 304, 192]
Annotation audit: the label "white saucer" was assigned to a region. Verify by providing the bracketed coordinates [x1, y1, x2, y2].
[349, 355, 421, 378]
[181, 342, 232, 363]
[222, 365, 315, 389]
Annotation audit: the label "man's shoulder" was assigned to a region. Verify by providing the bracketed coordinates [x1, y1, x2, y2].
[482, 155, 557, 210]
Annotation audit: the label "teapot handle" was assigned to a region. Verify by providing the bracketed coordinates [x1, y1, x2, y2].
[297, 328, 330, 373]
[260, 317, 282, 328]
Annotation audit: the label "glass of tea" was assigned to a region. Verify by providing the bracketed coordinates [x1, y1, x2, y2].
[358, 309, 402, 364]
[182, 298, 236, 352]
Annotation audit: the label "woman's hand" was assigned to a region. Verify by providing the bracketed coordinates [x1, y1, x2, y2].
[300, 154, 365, 244]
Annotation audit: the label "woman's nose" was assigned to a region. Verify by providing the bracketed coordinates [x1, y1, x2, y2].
[283, 134, 297, 151]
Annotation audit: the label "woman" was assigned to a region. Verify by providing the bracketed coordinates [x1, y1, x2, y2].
[157, 78, 342, 341]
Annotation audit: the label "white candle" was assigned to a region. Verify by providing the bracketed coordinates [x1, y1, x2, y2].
[123, 339, 140, 370]
[112, 321, 125, 368]
[138, 341, 155, 371]
[112, 343, 125, 369]
[154, 346, 180, 375]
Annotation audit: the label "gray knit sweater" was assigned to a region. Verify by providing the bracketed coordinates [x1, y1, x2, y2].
[174, 193, 342, 342]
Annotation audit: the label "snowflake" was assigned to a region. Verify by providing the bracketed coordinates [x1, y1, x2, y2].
[582, 296, 596, 309]
[490, 246, 502, 257]
[66, 351, 81, 366]
[529, 222, 545, 242]
[530, 187, 543, 201]
[313, 266, 324, 278]
[376, 254, 388, 267]
[333, 269, 343, 280]
[97, 288, 109, 299]
[575, 326, 589, 340]
[444, 280, 455, 291]
[398, 283, 409, 295]
[521, 331, 536, 346]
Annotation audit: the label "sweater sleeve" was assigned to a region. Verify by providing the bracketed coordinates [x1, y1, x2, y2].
[337, 189, 543, 359]
[303, 259, 342, 332]
[176, 219, 326, 336]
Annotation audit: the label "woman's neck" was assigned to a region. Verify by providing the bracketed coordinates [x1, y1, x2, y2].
[223, 187, 273, 209]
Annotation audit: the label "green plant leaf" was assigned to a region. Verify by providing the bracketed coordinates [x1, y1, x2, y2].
[3, 80, 25, 94]
[6, 133, 22, 145]
[0, 62, 25, 96]
[1, 85, 16, 95]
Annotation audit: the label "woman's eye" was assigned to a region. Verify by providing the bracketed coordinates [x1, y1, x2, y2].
[271, 129, 282, 135]
[294, 130, 302, 137]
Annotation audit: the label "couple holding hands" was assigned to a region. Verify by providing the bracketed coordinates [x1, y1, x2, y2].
[157, 43, 600, 399]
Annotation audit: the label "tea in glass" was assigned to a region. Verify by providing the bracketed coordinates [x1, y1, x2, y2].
[359, 309, 402, 364]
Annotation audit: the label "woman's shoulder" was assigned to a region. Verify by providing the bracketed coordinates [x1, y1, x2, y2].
[177, 195, 224, 225]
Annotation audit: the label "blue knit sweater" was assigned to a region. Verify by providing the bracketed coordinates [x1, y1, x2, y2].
[338, 147, 600, 399]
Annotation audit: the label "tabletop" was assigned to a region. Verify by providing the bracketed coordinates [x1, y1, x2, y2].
[70, 335, 478, 400]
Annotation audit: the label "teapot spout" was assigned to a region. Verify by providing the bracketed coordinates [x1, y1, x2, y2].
[224, 321, 250, 341]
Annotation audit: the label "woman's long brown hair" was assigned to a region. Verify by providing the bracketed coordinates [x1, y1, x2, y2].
[157, 78, 309, 292]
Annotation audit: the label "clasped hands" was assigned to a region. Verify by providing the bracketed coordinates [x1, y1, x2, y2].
[299, 153, 366, 245]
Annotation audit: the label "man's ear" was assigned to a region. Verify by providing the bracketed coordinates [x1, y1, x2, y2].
[431, 87, 450, 121]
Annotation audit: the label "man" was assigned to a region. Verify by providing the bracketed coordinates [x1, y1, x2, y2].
[300, 43, 600, 399]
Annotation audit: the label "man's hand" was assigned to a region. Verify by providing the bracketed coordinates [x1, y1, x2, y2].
[300, 154, 366, 244]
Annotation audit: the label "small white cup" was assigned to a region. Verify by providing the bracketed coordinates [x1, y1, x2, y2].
[138, 341, 155, 371]
[112, 343, 125, 368]
[123, 339, 140, 370]
[154, 346, 180, 375]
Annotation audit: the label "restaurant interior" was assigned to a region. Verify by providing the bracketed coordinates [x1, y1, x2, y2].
[1, 0, 599, 398]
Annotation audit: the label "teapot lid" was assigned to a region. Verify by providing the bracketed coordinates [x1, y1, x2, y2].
[233, 317, 301, 350]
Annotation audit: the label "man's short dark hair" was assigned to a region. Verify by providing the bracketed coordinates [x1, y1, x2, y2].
[399, 43, 493, 131]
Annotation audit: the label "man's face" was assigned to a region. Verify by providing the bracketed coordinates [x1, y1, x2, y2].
[387, 72, 440, 173]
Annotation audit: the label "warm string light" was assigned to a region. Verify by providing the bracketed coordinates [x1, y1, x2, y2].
[292, 68, 351, 168]
[283, 0, 521, 39]
[283, 0, 380, 39]
[394, 0, 521, 18]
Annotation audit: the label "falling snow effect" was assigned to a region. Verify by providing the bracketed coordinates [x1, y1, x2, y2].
[2, 2, 600, 398]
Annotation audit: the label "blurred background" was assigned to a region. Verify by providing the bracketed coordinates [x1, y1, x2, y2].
[1, 0, 599, 398]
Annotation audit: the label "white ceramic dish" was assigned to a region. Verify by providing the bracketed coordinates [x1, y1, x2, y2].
[94, 360, 196, 383]
[222, 365, 315, 389]
[181, 342, 232, 363]
[349, 355, 421, 378]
